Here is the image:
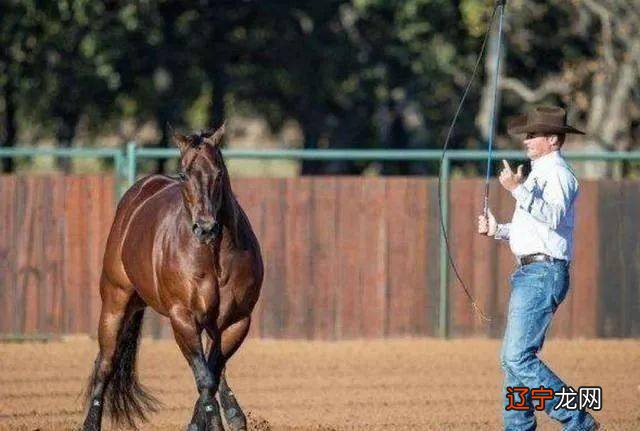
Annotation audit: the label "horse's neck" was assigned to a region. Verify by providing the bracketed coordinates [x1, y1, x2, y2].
[221, 191, 254, 251]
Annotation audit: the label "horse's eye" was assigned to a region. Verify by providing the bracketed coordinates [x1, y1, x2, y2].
[178, 172, 187, 181]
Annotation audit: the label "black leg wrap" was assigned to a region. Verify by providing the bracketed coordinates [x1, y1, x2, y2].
[220, 390, 247, 430]
[203, 401, 224, 431]
[189, 399, 206, 431]
[81, 399, 103, 431]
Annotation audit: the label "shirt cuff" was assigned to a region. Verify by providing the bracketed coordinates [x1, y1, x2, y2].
[510, 184, 529, 203]
[494, 224, 509, 241]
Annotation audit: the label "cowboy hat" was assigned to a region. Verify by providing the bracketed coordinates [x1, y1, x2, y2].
[507, 106, 585, 135]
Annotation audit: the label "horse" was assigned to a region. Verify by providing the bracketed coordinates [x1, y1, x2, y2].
[82, 124, 264, 431]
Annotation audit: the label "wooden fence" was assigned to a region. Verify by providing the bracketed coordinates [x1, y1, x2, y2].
[0, 175, 637, 339]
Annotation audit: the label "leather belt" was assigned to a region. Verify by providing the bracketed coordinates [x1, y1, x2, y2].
[518, 253, 566, 266]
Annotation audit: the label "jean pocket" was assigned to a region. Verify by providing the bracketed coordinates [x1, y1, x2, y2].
[510, 264, 553, 314]
[551, 269, 570, 307]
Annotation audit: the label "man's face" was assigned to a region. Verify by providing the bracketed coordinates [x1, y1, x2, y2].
[523, 133, 557, 160]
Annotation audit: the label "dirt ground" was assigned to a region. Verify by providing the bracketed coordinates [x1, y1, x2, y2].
[0, 337, 638, 431]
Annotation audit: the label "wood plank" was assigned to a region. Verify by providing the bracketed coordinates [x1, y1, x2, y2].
[596, 180, 621, 337]
[568, 181, 598, 338]
[283, 178, 313, 338]
[86, 176, 102, 336]
[447, 179, 476, 336]
[0, 176, 17, 333]
[407, 179, 430, 335]
[63, 177, 82, 333]
[257, 179, 287, 338]
[385, 178, 411, 335]
[26, 177, 45, 334]
[14, 176, 36, 333]
[310, 177, 338, 340]
[621, 181, 639, 336]
[335, 178, 363, 338]
[46, 176, 67, 333]
[425, 179, 441, 337]
[359, 178, 387, 338]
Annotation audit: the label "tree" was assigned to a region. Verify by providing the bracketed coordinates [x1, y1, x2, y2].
[20, 1, 124, 171]
[494, 0, 640, 177]
[0, 1, 42, 172]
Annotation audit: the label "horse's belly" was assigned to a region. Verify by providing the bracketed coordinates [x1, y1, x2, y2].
[120, 200, 176, 314]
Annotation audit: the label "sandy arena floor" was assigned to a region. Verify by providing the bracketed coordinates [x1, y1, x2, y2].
[0, 338, 638, 430]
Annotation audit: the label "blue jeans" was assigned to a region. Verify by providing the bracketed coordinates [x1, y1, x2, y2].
[501, 260, 596, 431]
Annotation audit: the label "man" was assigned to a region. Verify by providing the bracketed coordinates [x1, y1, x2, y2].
[478, 106, 599, 431]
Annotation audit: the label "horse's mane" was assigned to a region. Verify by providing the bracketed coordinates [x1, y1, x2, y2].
[185, 129, 215, 148]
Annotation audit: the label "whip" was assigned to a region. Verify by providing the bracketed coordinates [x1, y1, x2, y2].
[437, 0, 507, 323]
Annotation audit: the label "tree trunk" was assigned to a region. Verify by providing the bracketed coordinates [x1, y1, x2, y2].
[54, 113, 79, 173]
[209, 64, 226, 130]
[154, 110, 171, 174]
[300, 122, 321, 175]
[2, 75, 16, 173]
[476, 20, 505, 145]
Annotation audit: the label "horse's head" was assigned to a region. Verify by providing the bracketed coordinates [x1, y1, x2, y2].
[173, 125, 229, 244]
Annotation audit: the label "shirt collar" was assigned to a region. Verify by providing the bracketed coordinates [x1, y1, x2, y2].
[531, 150, 561, 171]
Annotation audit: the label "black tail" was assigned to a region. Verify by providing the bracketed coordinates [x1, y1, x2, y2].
[87, 308, 161, 428]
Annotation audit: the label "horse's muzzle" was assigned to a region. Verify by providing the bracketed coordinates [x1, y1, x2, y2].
[192, 220, 221, 243]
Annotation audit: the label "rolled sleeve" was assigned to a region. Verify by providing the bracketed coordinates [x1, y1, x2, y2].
[511, 184, 531, 204]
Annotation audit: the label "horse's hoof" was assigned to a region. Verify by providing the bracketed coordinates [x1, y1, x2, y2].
[224, 412, 247, 431]
[204, 413, 225, 431]
[227, 421, 247, 431]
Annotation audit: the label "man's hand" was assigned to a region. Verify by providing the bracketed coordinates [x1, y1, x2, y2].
[499, 160, 524, 192]
[478, 208, 498, 236]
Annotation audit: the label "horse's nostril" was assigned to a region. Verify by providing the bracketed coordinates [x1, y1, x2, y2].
[193, 220, 219, 241]
[192, 223, 205, 237]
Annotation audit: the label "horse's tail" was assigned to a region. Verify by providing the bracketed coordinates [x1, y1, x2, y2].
[101, 308, 160, 428]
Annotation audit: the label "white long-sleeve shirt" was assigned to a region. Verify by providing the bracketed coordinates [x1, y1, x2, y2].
[494, 151, 578, 261]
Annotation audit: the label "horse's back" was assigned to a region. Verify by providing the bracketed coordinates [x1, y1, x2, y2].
[118, 175, 178, 218]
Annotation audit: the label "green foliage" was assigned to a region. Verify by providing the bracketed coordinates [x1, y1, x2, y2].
[0, 0, 637, 175]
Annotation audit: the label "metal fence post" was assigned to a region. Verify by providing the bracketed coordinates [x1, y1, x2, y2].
[113, 150, 125, 198]
[126, 141, 137, 186]
[439, 155, 451, 339]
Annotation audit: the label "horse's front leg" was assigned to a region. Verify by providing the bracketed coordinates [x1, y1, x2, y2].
[189, 316, 251, 430]
[218, 368, 247, 431]
[170, 307, 224, 431]
[216, 318, 251, 431]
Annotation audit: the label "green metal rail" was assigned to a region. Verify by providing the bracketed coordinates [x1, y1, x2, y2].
[3, 144, 640, 339]
[0, 147, 126, 197]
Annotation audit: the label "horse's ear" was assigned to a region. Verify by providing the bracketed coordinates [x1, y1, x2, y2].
[204, 123, 225, 148]
[172, 132, 190, 154]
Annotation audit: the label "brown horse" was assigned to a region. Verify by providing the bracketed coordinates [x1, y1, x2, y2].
[82, 125, 263, 431]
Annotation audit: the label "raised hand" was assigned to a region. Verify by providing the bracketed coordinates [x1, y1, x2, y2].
[499, 160, 524, 192]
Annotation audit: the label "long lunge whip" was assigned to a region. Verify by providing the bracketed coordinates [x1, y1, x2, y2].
[438, 0, 507, 322]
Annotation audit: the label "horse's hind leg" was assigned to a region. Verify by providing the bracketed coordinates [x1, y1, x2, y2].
[217, 317, 252, 431]
[170, 307, 224, 431]
[83, 276, 138, 431]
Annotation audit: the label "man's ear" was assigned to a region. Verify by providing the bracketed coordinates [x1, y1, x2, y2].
[548, 134, 561, 148]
